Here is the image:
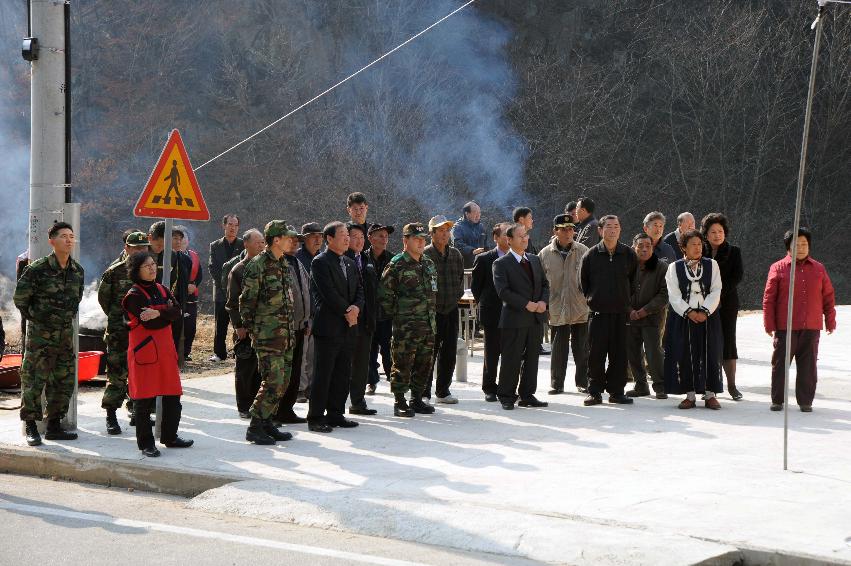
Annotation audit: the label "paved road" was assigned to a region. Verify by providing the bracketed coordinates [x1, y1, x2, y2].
[0, 475, 536, 566]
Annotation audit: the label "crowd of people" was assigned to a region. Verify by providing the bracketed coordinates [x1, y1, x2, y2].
[7, 192, 837, 457]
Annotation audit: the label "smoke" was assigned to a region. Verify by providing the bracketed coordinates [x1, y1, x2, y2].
[0, 5, 30, 282]
[78, 281, 106, 330]
[295, 1, 529, 215]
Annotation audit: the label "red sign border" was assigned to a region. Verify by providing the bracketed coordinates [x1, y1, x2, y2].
[134, 129, 210, 221]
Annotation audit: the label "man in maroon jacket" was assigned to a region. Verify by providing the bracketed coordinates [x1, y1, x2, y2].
[763, 228, 836, 412]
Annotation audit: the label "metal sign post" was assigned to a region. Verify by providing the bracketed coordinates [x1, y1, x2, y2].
[154, 217, 174, 439]
[784, 1, 827, 471]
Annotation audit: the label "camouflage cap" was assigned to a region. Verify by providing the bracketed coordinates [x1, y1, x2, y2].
[402, 223, 429, 238]
[264, 220, 299, 239]
[125, 231, 150, 247]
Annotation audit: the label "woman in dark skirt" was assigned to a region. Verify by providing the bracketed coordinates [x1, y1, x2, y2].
[123, 252, 193, 457]
[701, 213, 744, 400]
[663, 230, 724, 409]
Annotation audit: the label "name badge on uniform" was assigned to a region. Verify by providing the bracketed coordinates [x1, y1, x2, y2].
[431, 276, 438, 292]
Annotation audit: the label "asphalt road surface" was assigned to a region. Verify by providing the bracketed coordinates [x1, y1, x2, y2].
[0, 474, 538, 566]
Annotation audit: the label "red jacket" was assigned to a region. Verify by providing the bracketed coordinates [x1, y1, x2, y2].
[763, 255, 836, 333]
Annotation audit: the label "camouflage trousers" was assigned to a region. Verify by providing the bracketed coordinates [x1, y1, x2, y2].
[390, 319, 436, 398]
[19, 324, 75, 421]
[101, 331, 133, 412]
[249, 346, 293, 420]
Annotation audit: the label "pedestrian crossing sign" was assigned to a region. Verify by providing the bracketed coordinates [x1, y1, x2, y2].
[134, 129, 210, 220]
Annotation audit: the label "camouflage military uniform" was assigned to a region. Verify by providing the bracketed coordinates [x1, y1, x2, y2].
[379, 251, 437, 397]
[14, 252, 84, 421]
[97, 257, 134, 411]
[239, 249, 295, 419]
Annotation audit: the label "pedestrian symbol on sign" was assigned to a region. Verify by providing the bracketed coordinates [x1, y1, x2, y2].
[153, 159, 194, 207]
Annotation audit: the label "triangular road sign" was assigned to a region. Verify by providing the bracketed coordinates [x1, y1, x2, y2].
[134, 129, 210, 220]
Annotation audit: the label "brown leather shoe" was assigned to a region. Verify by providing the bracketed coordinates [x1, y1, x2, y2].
[705, 397, 721, 410]
[678, 398, 696, 409]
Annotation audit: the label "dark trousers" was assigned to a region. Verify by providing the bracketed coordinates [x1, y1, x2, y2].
[350, 330, 374, 408]
[275, 331, 304, 420]
[213, 301, 230, 359]
[234, 342, 262, 413]
[587, 313, 628, 397]
[308, 335, 354, 423]
[369, 319, 393, 385]
[626, 324, 664, 392]
[425, 308, 459, 399]
[183, 301, 198, 356]
[771, 330, 820, 406]
[550, 322, 589, 390]
[497, 324, 543, 402]
[134, 395, 181, 449]
[481, 324, 501, 395]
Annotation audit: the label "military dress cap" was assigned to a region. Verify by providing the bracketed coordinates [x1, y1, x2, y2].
[125, 231, 150, 247]
[553, 214, 575, 229]
[367, 224, 395, 235]
[301, 222, 323, 235]
[402, 223, 429, 238]
[264, 220, 299, 239]
[428, 215, 455, 230]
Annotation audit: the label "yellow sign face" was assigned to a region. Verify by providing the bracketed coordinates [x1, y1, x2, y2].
[134, 129, 209, 220]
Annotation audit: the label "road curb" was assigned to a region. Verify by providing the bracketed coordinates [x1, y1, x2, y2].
[0, 445, 243, 497]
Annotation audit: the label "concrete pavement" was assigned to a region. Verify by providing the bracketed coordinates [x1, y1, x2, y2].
[0, 309, 848, 565]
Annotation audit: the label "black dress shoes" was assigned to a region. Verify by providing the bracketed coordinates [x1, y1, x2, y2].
[608, 395, 634, 405]
[518, 396, 548, 408]
[547, 388, 564, 395]
[308, 422, 333, 433]
[329, 418, 359, 428]
[276, 411, 307, 424]
[163, 437, 194, 448]
[141, 446, 161, 457]
[583, 394, 603, 406]
[349, 406, 378, 416]
[500, 401, 515, 410]
[484, 393, 498, 402]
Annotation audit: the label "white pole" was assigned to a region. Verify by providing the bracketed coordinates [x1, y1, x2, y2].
[784, 2, 826, 471]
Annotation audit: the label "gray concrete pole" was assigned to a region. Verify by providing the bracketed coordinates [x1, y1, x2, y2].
[28, 0, 67, 260]
[28, 0, 75, 433]
[63, 202, 80, 430]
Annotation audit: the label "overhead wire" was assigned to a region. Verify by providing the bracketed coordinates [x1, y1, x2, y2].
[193, 0, 477, 172]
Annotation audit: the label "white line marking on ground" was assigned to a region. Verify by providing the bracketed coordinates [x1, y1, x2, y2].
[0, 500, 430, 566]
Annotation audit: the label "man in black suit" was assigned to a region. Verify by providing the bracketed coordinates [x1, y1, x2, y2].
[307, 221, 364, 432]
[208, 214, 244, 362]
[471, 222, 510, 402]
[345, 223, 379, 416]
[492, 223, 550, 410]
[662, 212, 695, 261]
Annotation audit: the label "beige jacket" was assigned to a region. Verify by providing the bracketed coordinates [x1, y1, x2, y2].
[539, 240, 589, 326]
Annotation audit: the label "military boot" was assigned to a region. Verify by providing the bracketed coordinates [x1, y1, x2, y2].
[410, 397, 435, 414]
[262, 419, 293, 442]
[44, 418, 78, 441]
[246, 417, 276, 445]
[25, 420, 42, 446]
[393, 396, 414, 418]
[105, 409, 122, 435]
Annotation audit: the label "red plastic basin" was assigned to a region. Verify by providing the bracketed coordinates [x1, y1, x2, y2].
[0, 351, 103, 387]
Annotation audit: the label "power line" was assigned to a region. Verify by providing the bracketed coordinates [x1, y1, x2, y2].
[193, 0, 477, 172]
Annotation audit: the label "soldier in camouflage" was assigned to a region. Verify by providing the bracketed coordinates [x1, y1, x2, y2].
[239, 220, 299, 445]
[378, 222, 438, 417]
[14, 222, 84, 446]
[97, 231, 150, 435]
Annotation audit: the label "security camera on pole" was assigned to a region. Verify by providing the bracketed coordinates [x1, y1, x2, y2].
[134, 129, 209, 436]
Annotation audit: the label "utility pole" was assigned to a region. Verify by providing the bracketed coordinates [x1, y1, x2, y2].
[24, 0, 80, 430]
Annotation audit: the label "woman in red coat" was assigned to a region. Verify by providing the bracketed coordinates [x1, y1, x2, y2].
[123, 252, 193, 457]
